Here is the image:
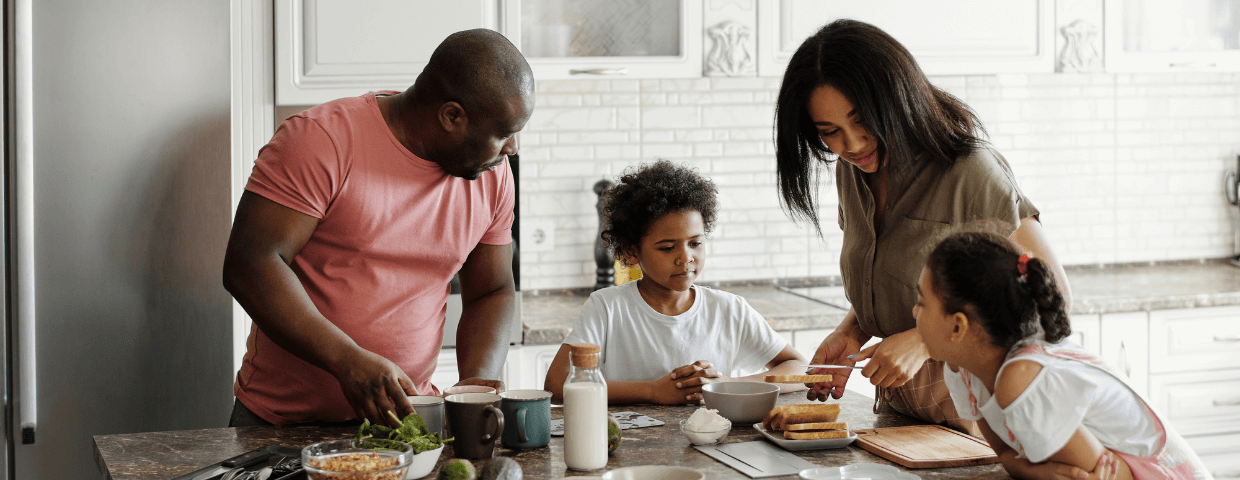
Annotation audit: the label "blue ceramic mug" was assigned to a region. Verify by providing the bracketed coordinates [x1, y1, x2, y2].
[499, 389, 552, 449]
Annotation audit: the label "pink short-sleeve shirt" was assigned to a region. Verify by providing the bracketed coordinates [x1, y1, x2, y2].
[234, 92, 514, 424]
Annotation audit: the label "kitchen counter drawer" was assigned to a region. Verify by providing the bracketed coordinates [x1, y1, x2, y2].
[1147, 369, 1240, 437]
[1184, 432, 1240, 479]
[1149, 306, 1240, 374]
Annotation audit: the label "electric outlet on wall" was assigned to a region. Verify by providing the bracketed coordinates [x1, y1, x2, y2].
[522, 219, 555, 252]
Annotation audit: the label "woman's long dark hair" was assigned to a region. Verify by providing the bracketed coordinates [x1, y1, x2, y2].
[774, 19, 985, 234]
[926, 232, 1070, 351]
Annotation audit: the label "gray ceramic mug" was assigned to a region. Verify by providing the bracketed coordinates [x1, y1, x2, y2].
[499, 390, 552, 449]
[407, 395, 446, 439]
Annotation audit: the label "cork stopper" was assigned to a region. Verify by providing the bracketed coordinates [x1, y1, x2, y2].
[569, 343, 600, 369]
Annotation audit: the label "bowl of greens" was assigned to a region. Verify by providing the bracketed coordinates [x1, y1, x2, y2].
[356, 411, 452, 479]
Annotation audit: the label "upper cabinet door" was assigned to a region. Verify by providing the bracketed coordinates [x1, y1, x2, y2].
[1104, 0, 1240, 72]
[513, 0, 704, 80]
[276, 0, 507, 106]
[757, 0, 1055, 77]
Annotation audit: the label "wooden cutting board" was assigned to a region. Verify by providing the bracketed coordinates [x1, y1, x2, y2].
[853, 425, 999, 469]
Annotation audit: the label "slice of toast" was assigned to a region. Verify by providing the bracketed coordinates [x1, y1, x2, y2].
[764, 374, 832, 383]
[762, 408, 784, 431]
[784, 421, 847, 431]
[763, 403, 842, 430]
[782, 403, 840, 415]
[783, 429, 850, 440]
[782, 411, 839, 427]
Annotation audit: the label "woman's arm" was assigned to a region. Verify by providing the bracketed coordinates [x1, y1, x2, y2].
[1010, 216, 1072, 308]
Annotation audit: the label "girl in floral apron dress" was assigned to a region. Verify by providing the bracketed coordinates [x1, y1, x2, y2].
[914, 231, 1211, 480]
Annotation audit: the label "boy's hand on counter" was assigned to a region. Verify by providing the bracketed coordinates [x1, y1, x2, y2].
[669, 360, 716, 381]
[647, 372, 707, 404]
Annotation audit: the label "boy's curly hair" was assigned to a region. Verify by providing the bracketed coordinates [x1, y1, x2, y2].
[601, 160, 718, 266]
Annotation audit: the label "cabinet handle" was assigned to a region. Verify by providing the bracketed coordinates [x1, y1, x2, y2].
[1214, 334, 1240, 342]
[1169, 62, 1217, 68]
[1213, 398, 1240, 407]
[569, 68, 629, 76]
[1117, 341, 1131, 379]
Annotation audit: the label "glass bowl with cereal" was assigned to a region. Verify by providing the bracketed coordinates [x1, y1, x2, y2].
[302, 438, 413, 480]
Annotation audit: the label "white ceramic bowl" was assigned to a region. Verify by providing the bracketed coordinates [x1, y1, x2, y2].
[403, 444, 444, 479]
[678, 419, 730, 445]
[799, 464, 921, 480]
[701, 382, 779, 425]
[601, 466, 705, 480]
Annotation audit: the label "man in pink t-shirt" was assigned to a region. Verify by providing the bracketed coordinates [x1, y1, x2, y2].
[222, 29, 535, 426]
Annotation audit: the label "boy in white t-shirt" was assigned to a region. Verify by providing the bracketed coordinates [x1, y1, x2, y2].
[544, 160, 808, 405]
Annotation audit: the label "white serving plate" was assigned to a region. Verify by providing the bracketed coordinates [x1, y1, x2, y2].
[752, 423, 857, 451]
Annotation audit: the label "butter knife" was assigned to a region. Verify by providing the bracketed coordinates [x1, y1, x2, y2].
[804, 364, 864, 370]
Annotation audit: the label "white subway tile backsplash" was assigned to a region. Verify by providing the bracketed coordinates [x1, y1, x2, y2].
[517, 72, 1240, 290]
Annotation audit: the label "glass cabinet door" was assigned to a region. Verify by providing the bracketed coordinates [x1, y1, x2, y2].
[1105, 0, 1240, 71]
[512, 0, 703, 79]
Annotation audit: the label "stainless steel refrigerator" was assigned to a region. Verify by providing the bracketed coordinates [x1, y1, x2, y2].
[5, 1, 237, 478]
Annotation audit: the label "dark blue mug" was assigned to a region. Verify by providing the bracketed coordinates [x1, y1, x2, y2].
[499, 389, 552, 449]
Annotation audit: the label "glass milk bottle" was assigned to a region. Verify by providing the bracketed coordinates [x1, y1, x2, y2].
[563, 342, 608, 470]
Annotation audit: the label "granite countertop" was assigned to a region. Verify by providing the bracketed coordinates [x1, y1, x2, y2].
[521, 260, 1240, 345]
[94, 392, 1007, 480]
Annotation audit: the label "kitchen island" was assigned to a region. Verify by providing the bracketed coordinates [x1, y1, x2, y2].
[94, 391, 1007, 480]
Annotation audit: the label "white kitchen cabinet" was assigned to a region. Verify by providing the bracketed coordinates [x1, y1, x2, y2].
[432, 347, 516, 391]
[1067, 313, 1101, 355]
[512, 0, 703, 80]
[1099, 311, 1149, 397]
[516, 343, 563, 392]
[1103, 0, 1240, 72]
[275, 0, 507, 105]
[756, 0, 1055, 77]
[1144, 305, 1240, 468]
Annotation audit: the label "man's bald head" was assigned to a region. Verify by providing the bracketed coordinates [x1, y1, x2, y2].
[413, 29, 534, 117]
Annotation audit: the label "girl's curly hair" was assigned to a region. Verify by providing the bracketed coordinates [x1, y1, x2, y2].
[601, 160, 718, 265]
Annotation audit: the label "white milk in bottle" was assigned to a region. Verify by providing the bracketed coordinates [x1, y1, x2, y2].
[563, 343, 608, 470]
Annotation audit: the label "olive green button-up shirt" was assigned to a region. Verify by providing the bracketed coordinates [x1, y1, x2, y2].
[837, 145, 1039, 338]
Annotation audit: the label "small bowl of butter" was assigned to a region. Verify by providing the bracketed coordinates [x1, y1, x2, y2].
[680, 408, 731, 445]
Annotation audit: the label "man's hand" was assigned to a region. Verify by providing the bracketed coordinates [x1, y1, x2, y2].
[806, 333, 863, 401]
[854, 328, 930, 389]
[455, 377, 504, 394]
[332, 349, 418, 427]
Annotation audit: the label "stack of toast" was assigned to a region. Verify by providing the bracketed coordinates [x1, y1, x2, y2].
[760, 403, 848, 440]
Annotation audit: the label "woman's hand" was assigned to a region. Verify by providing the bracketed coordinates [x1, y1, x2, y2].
[806, 333, 864, 401]
[854, 328, 929, 389]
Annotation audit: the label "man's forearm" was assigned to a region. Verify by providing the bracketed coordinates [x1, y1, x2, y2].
[454, 286, 516, 380]
[225, 254, 360, 375]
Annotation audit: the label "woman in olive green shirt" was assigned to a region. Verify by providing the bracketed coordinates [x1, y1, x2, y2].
[773, 19, 1072, 433]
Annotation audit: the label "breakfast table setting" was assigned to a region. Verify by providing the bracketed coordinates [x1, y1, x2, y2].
[93, 385, 1010, 480]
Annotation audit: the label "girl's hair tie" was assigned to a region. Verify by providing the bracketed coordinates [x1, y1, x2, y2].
[1017, 253, 1031, 277]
